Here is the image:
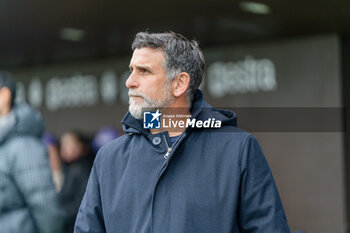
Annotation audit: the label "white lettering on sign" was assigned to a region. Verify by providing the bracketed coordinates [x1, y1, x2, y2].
[100, 69, 118, 105]
[15, 82, 26, 104]
[207, 56, 277, 98]
[45, 73, 98, 111]
[28, 77, 43, 108]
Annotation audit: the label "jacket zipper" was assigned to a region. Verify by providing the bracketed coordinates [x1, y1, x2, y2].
[163, 134, 183, 159]
[150, 133, 186, 233]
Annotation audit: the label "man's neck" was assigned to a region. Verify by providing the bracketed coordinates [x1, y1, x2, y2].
[0, 108, 14, 129]
[0, 106, 10, 117]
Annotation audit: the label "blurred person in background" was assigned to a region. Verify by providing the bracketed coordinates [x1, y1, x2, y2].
[0, 71, 64, 233]
[59, 130, 93, 233]
[91, 126, 121, 155]
[43, 132, 64, 192]
[75, 32, 290, 233]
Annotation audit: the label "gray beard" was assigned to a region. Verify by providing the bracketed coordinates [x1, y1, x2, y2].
[128, 95, 174, 119]
[128, 84, 174, 120]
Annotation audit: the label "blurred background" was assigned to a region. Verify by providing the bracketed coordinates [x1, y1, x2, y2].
[1, 0, 350, 232]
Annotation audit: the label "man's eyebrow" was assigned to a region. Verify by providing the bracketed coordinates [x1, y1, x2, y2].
[130, 65, 152, 70]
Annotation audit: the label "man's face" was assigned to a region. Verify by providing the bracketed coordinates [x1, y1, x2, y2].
[0, 87, 11, 117]
[60, 133, 85, 163]
[0, 88, 3, 116]
[126, 47, 174, 119]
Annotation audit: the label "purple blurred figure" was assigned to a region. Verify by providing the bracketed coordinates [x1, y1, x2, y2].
[91, 126, 121, 154]
[43, 132, 64, 192]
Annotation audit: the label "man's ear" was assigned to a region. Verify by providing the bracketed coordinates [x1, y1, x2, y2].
[172, 72, 190, 97]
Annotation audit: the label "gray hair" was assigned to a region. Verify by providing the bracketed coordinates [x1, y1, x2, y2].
[131, 31, 205, 105]
[0, 71, 16, 107]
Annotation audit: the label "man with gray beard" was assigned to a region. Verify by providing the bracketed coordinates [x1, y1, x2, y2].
[75, 32, 290, 233]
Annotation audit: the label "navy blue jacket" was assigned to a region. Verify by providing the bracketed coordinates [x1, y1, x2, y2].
[75, 90, 290, 233]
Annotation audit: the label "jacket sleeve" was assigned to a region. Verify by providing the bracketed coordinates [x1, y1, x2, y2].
[12, 139, 64, 233]
[238, 135, 291, 233]
[74, 159, 106, 233]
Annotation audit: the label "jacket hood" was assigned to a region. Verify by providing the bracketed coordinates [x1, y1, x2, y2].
[122, 89, 237, 134]
[0, 103, 44, 144]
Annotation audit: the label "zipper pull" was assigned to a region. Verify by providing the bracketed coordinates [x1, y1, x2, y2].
[164, 147, 172, 159]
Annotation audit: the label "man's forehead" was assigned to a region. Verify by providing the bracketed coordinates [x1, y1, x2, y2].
[129, 47, 164, 66]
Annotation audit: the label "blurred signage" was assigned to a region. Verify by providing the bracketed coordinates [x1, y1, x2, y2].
[207, 56, 277, 98]
[14, 56, 277, 111]
[16, 69, 131, 111]
[45, 73, 99, 111]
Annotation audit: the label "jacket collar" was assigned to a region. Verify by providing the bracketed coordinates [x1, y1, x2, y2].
[0, 112, 16, 144]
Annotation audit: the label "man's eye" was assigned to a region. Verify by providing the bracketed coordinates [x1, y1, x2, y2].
[140, 69, 150, 74]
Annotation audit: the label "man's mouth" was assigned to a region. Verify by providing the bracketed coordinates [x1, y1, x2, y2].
[129, 95, 143, 98]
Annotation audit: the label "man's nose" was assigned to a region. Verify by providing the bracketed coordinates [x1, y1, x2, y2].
[125, 73, 139, 89]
